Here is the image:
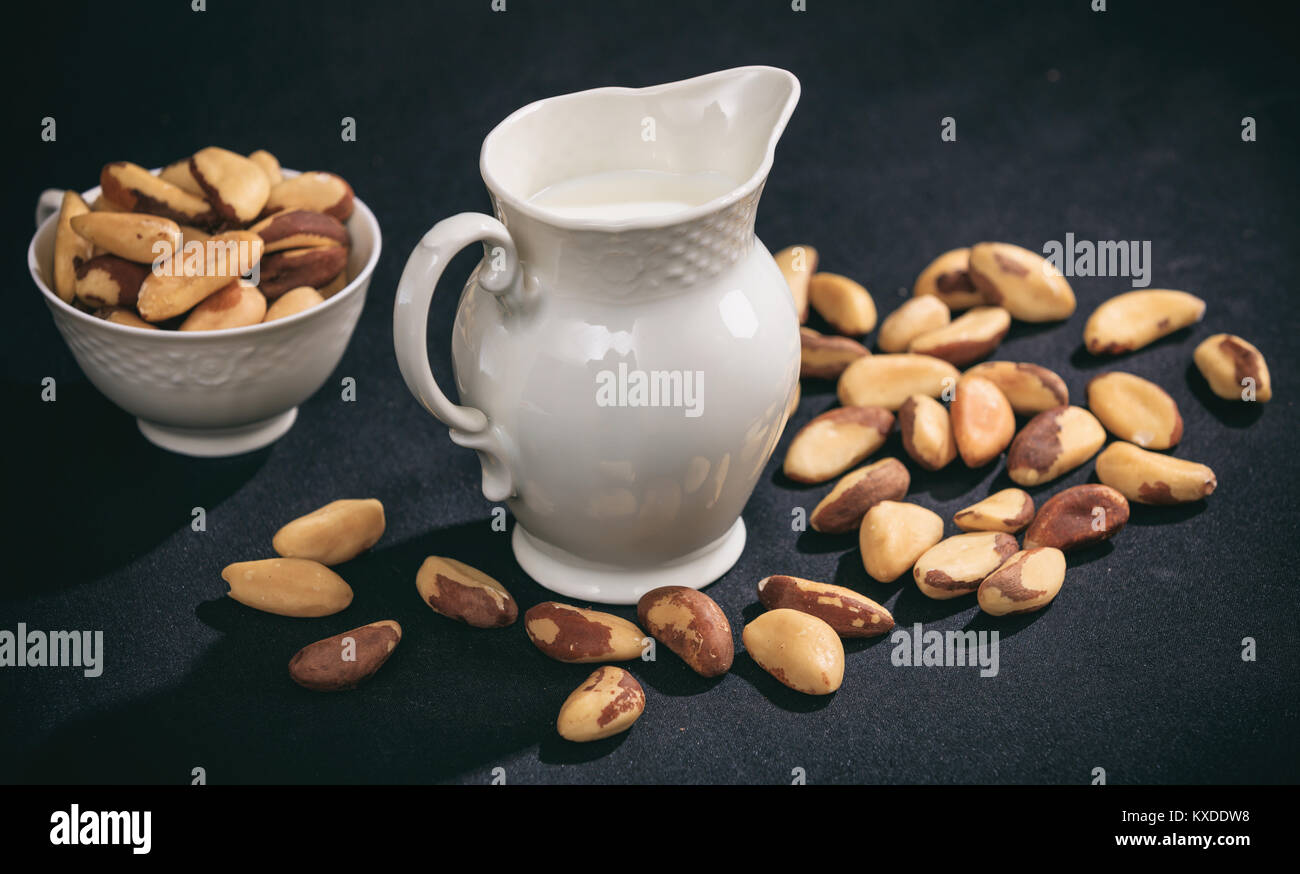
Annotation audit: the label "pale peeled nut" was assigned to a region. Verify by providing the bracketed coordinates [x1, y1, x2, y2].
[179, 280, 267, 331]
[1193, 334, 1272, 402]
[524, 602, 649, 663]
[898, 394, 956, 471]
[977, 548, 1067, 616]
[95, 307, 158, 329]
[249, 149, 283, 186]
[1006, 405, 1106, 486]
[1087, 372, 1183, 449]
[1084, 289, 1206, 355]
[53, 190, 94, 302]
[800, 327, 869, 379]
[222, 558, 353, 618]
[913, 247, 986, 310]
[70, 211, 182, 264]
[259, 245, 349, 299]
[637, 586, 733, 677]
[318, 269, 348, 297]
[100, 161, 215, 228]
[190, 146, 272, 224]
[265, 172, 355, 221]
[810, 457, 909, 534]
[968, 242, 1075, 322]
[264, 286, 326, 322]
[783, 406, 894, 484]
[137, 230, 264, 321]
[912, 532, 1020, 600]
[838, 354, 960, 410]
[908, 306, 1011, 366]
[416, 556, 517, 628]
[1022, 484, 1129, 551]
[950, 375, 1015, 468]
[742, 608, 844, 695]
[556, 666, 645, 742]
[954, 488, 1035, 533]
[962, 361, 1069, 415]
[91, 193, 131, 212]
[809, 272, 877, 335]
[859, 500, 944, 582]
[273, 498, 386, 566]
[250, 208, 350, 253]
[879, 295, 951, 352]
[159, 158, 206, 196]
[289, 620, 401, 692]
[74, 255, 148, 307]
[775, 244, 817, 323]
[1095, 442, 1217, 505]
[757, 576, 894, 638]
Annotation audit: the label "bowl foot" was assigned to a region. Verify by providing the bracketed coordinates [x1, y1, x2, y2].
[137, 408, 298, 457]
[511, 518, 746, 605]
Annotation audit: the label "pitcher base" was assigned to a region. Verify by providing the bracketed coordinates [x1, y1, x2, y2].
[511, 519, 746, 605]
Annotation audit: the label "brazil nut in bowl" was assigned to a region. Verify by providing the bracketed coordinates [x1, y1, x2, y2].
[27, 161, 381, 457]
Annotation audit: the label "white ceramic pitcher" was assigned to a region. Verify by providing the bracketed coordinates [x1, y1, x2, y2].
[394, 66, 801, 604]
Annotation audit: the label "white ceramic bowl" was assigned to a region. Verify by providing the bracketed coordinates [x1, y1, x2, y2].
[27, 171, 381, 456]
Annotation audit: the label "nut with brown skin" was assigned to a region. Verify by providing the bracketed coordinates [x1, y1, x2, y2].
[774, 244, 817, 323]
[757, 575, 894, 638]
[783, 405, 894, 484]
[809, 272, 877, 335]
[70, 212, 182, 265]
[962, 361, 1069, 415]
[74, 255, 149, 308]
[264, 171, 355, 221]
[898, 394, 957, 471]
[95, 307, 158, 329]
[288, 621, 401, 692]
[950, 375, 1015, 468]
[954, 488, 1035, 534]
[1193, 333, 1272, 402]
[416, 556, 518, 628]
[179, 280, 267, 331]
[967, 242, 1076, 322]
[137, 230, 264, 322]
[1022, 484, 1130, 551]
[913, 247, 986, 310]
[272, 498, 386, 566]
[912, 532, 1020, 600]
[249, 149, 283, 186]
[1087, 372, 1183, 449]
[1083, 289, 1206, 355]
[190, 147, 272, 224]
[525, 602, 649, 663]
[1006, 405, 1107, 486]
[556, 666, 646, 742]
[908, 306, 1011, 366]
[222, 558, 353, 617]
[53, 191, 94, 302]
[250, 208, 350, 253]
[100, 161, 216, 228]
[1095, 442, 1217, 505]
[743, 608, 844, 694]
[259, 245, 349, 300]
[859, 500, 945, 582]
[809, 457, 910, 534]
[800, 327, 869, 379]
[264, 286, 326, 322]
[318, 269, 349, 298]
[838, 353, 961, 410]
[977, 548, 1066, 616]
[637, 586, 733, 677]
[878, 295, 951, 353]
[159, 158, 206, 196]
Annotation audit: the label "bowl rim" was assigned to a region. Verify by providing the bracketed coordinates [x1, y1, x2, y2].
[27, 167, 382, 338]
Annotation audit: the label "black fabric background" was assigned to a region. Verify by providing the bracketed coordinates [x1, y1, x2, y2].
[2, 0, 1297, 784]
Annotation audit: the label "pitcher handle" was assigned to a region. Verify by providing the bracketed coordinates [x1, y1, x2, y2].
[393, 212, 520, 502]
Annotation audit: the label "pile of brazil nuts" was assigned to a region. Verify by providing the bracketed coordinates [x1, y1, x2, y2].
[213, 241, 1273, 748]
[49, 147, 355, 329]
